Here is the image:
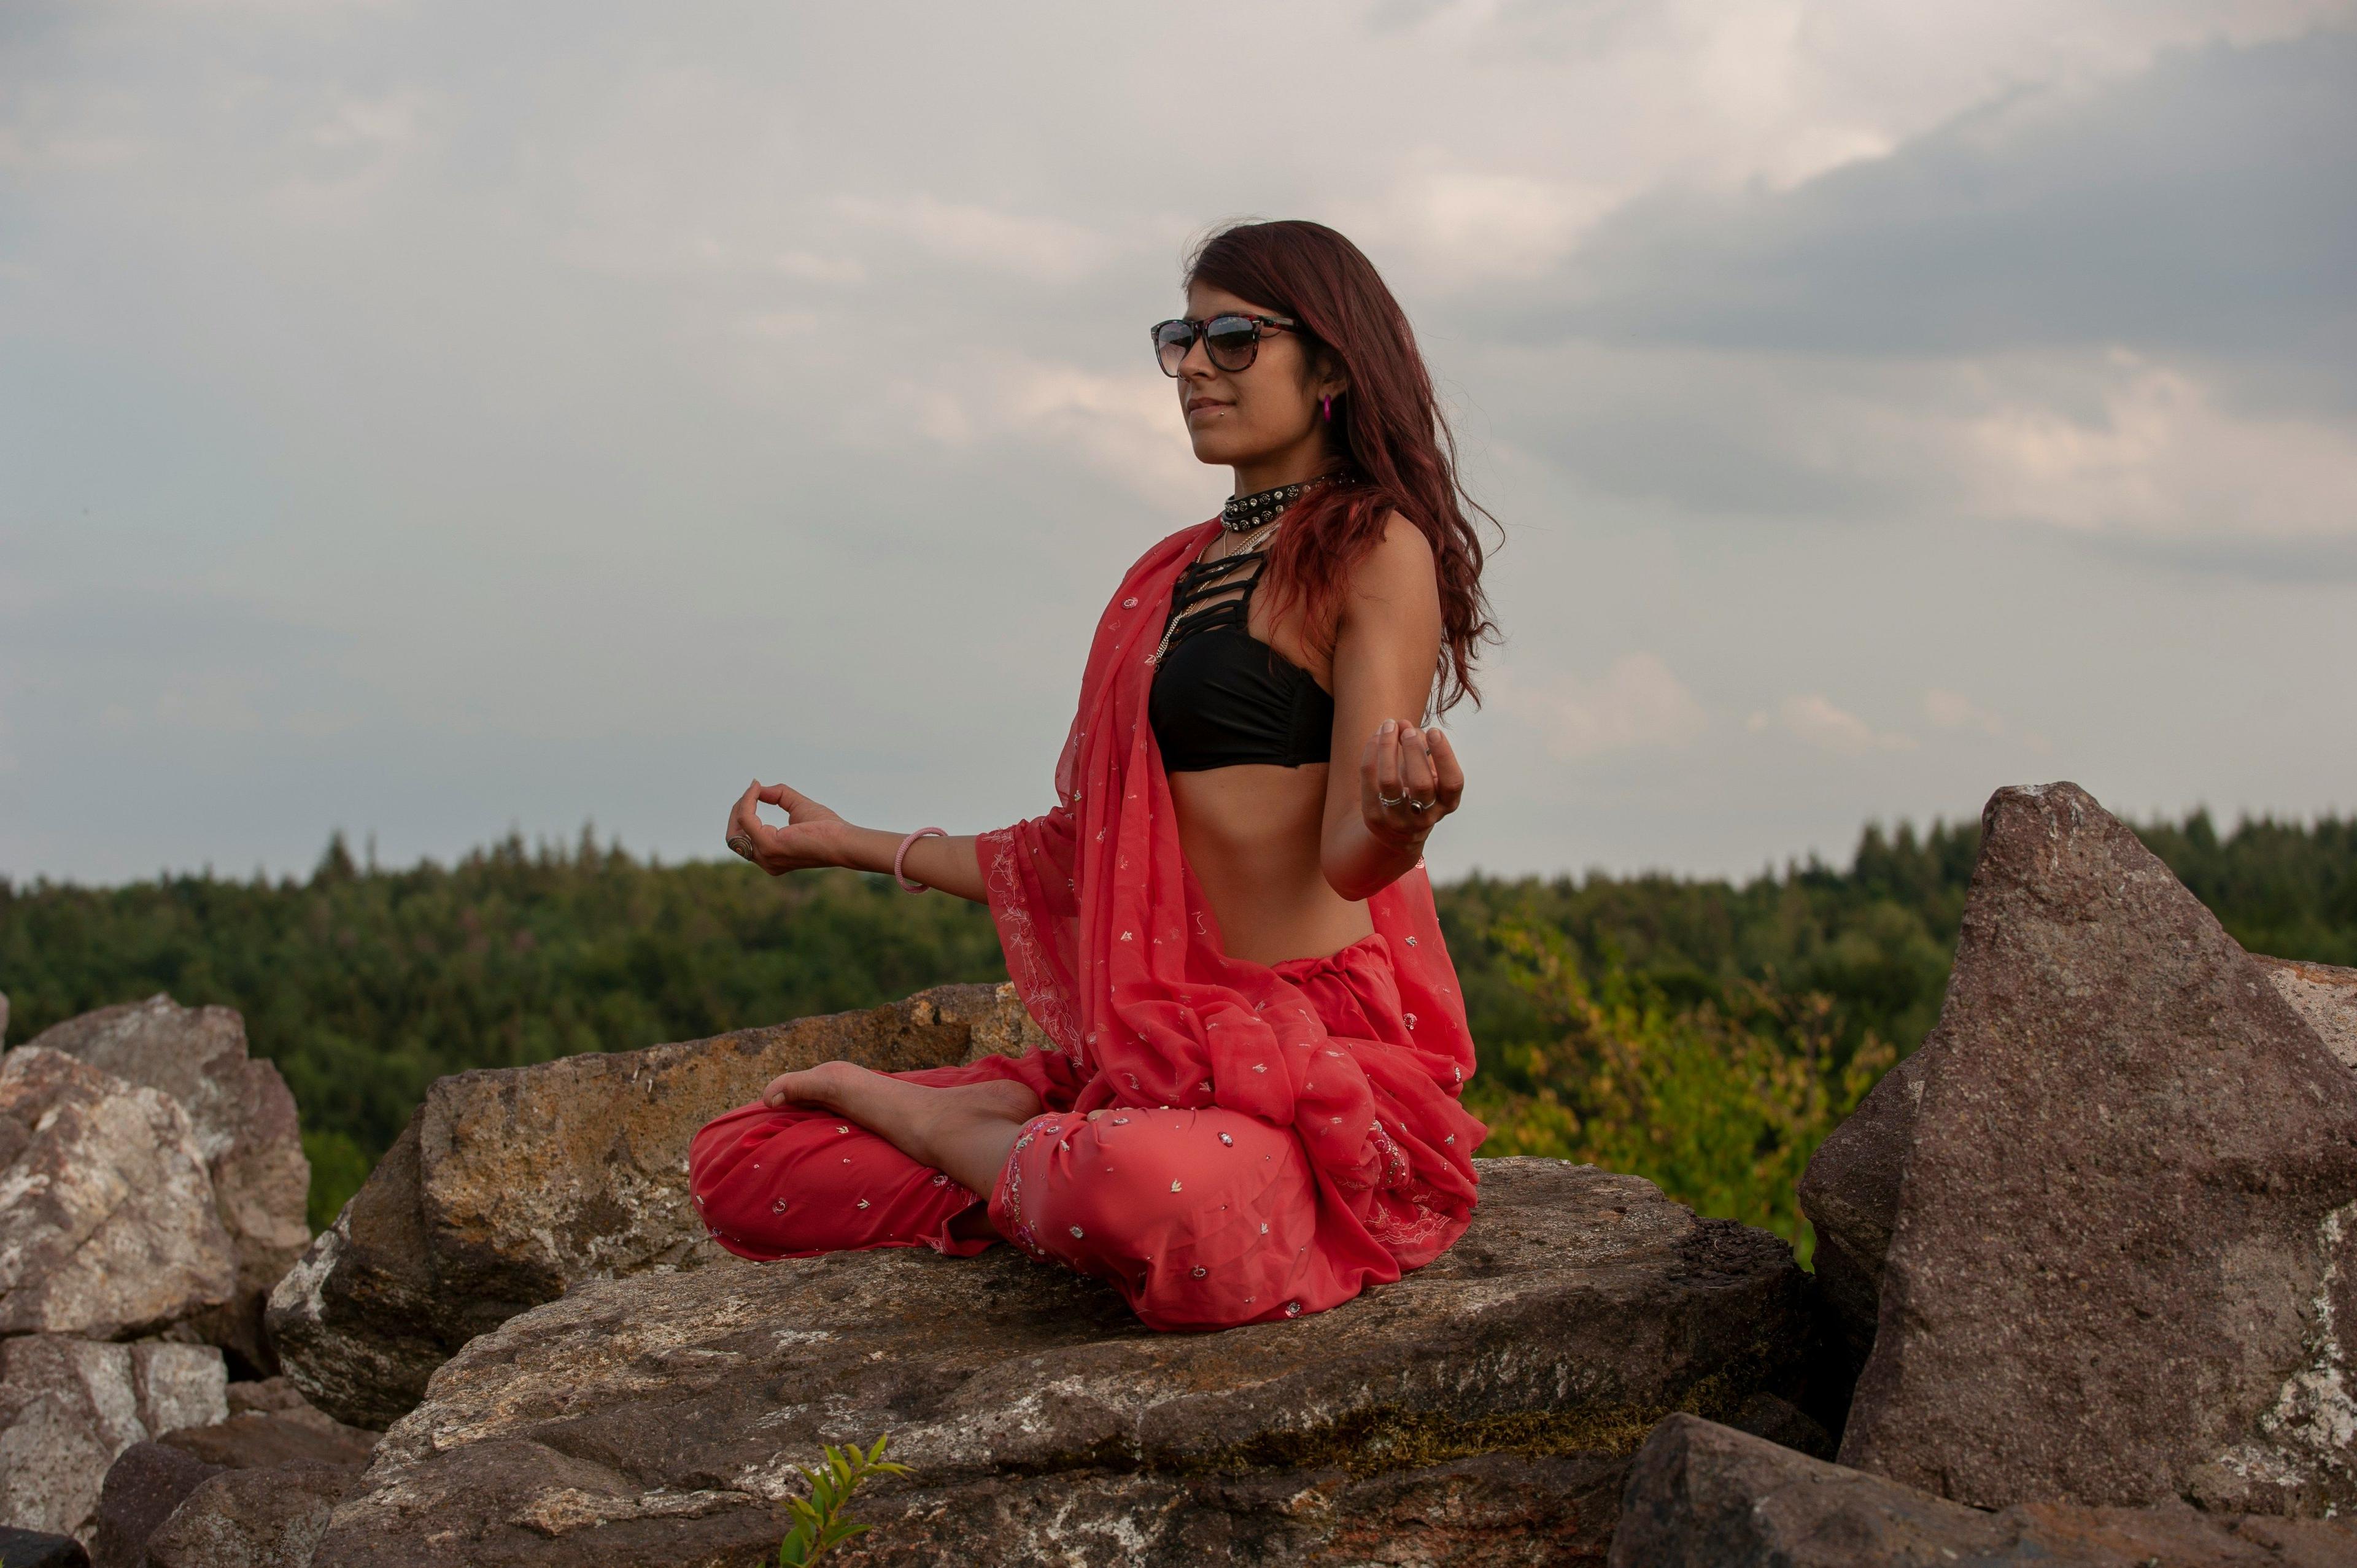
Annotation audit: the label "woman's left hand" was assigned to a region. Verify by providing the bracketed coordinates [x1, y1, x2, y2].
[1360, 719, 1465, 849]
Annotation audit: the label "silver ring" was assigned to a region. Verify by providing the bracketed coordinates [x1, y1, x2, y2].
[726, 833, 754, 858]
[1406, 797, 1435, 812]
[1378, 791, 1406, 807]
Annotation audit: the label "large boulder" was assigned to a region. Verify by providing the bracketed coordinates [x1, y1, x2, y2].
[0, 1049, 237, 1340]
[1803, 949, 2357, 1378]
[312, 1157, 1812, 1567]
[0, 1335, 225, 1540]
[268, 983, 1049, 1429]
[1833, 782, 2357, 1514]
[1611, 1413, 2357, 1566]
[28, 997, 311, 1375]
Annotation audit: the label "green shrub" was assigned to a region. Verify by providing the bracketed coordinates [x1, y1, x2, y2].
[1468, 916, 1894, 1266]
[776, 1434, 911, 1566]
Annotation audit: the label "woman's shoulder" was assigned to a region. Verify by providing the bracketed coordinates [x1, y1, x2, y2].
[1344, 508, 1439, 603]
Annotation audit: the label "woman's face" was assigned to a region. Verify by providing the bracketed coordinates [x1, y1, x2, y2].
[1172, 280, 1339, 471]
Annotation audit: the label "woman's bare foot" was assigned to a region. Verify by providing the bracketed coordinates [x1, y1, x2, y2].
[757, 1060, 1041, 1196]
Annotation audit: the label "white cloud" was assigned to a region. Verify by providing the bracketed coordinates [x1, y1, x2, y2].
[835, 195, 1118, 284]
[1751, 694, 1917, 756]
[1924, 689, 2005, 736]
[1959, 357, 2357, 542]
[1496, 654, 1708, 760]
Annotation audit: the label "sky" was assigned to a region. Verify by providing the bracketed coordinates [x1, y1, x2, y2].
[4, 0, 2354, 887]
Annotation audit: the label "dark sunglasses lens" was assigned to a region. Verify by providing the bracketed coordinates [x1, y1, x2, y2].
[1152, 320, 1194, 376]
[1204, 315, 1261, 369]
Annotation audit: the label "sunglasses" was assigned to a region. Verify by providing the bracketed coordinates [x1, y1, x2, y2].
[1151, 312, 1299, 377]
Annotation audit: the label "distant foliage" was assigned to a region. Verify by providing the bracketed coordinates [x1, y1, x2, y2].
[1465, 918, 1894, 1264]
[1, 810, 2349, 1237]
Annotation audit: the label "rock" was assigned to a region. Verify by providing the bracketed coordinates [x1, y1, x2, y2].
[1795, 1044, 1929, 1386]
[28, 996, 311, 1377]
[1611, 1413, 2357, 1566]
[1803, 950, 2357, 1380]
[1837, 782, 2357, 1515]
[160, 1410, 377, 1471]
[85, 1396, 372, 1568]
[87, 1442, 223, 1568]
[0, 1049, 237, 1340]
[268, 982, 1046, 1429]
[312, 1157, 1811, 1567]
[2256, 955, 2357, 1073]
[141, 1465, 352, 1568]
[0, 1336, 226, 1540]
[223, 1377, 311, 1418]
[0, 1527, 90, 1568]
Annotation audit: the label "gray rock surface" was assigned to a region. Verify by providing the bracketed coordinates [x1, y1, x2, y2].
[313, 1157, 1811, 1567]
[268, 982, 1047, 1429]
[1611, 1413, 2357, 1566]
[1838, 782, 2357, 1515]
[0, 1049, 237, 1340]
[0, 1335, 226, 1540]
[142, 1464, 352, 1568]
[29, 997, 311, 1375]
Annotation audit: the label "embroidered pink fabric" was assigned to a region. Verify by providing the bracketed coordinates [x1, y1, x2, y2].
[973, 521, 1485, 1284]
[687, 520, 1486, 1329]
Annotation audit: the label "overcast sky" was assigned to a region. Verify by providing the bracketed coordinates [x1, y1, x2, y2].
[4, 0, 2354, 887]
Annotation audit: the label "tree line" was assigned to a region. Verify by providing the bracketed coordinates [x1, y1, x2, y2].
[3, 810, 2349, 1240]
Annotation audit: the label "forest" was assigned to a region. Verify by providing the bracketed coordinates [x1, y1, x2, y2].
[4, 810, 2351, 1257]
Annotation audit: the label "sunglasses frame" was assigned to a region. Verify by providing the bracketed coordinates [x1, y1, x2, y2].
[1151, 312, 1300, 377]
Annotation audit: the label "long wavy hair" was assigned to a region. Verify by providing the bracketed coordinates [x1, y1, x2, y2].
[1186, 218, 1500, 716]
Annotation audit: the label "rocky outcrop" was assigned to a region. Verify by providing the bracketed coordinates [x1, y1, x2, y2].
[1610, 1414, 2357, 1566]
[28, 997, 311, 1375]
[268, 981, 1045, 1429]
[0, 1335, 225, 1541]
[312, 1157, 1809, 1567]
[0, 1049, 236, 1340]
[1827, 783, 2357, 1515]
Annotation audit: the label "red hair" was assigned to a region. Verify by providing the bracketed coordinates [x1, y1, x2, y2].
[1186, 219, 1500, 715]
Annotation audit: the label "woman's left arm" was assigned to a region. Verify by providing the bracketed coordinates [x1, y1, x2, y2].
[1320, 512, 1467, 902]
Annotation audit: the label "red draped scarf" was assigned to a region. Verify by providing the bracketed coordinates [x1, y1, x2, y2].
[975, 520, 1485, 1280]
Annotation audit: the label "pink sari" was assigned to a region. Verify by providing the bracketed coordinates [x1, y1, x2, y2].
[964, 519, 1485, 1291]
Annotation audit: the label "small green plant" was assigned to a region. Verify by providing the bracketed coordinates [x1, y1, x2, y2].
[776, 1433, 911, 1566]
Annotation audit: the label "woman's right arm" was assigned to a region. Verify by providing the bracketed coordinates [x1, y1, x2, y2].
[725, 781, 989, 903]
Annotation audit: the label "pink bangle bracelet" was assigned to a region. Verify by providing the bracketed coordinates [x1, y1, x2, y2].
[893, 827, 948, 892]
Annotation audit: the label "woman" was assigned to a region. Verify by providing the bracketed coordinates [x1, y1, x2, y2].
[691, 218, 1498, 1331]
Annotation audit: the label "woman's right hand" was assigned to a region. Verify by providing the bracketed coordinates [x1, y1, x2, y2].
[724, 781, 846, 876]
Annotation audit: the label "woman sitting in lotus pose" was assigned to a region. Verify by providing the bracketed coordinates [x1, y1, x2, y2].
[691, 218, 1498, 1331]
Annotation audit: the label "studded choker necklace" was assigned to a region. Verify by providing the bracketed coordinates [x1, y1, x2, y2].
[1221, 473, 1340, 533]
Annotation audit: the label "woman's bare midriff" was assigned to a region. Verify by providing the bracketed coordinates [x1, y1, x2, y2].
[1170, 762, 1374, 967]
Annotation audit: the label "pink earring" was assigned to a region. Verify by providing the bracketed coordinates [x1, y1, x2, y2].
[1321, 395, 1333, 422]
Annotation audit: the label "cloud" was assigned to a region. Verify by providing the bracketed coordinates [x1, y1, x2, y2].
[1506, 32, 2357, 366]
[1924, 689, 2005, 736]
[1496, 654, 1708, 760]
[1750, 694, 1916, 756]
[835, 195, 1119, 284]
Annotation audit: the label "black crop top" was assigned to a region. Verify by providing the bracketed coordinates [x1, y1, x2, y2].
[1148, 545, 1336, 772]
